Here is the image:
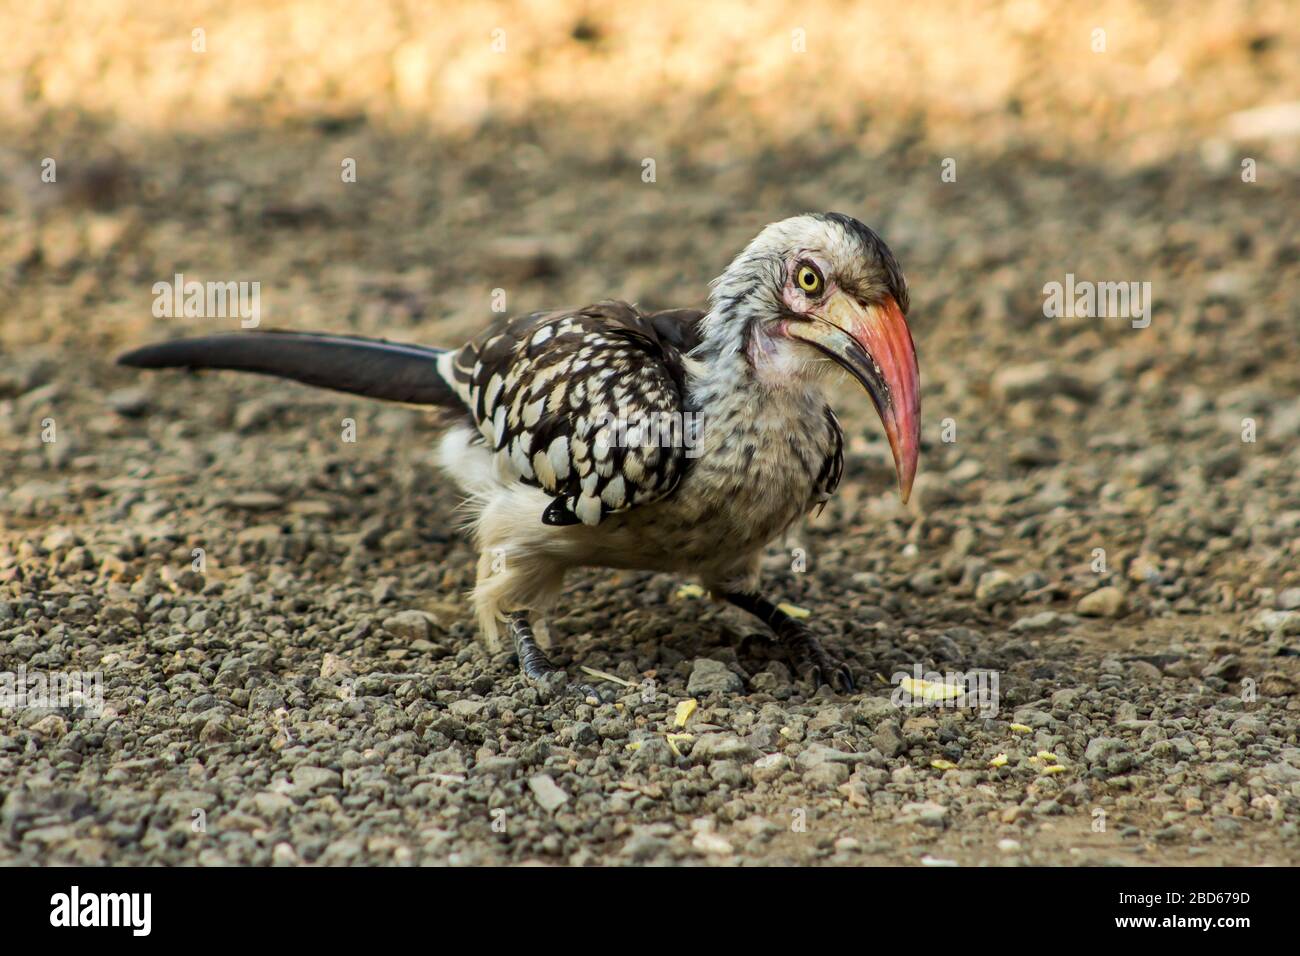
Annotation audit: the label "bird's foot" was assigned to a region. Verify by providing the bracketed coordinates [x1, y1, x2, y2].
[718, 591, 855, 694]
[532, 668, 606, 704]
[508, 613, 606, 703]
[778, 626, 855, 694]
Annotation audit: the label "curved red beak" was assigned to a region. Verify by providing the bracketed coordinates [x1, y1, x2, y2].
[786, 293, 920, 502]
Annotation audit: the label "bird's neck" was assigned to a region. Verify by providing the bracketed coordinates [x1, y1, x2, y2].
[686, 328, 824, 426]
[688, 306, 822, 411]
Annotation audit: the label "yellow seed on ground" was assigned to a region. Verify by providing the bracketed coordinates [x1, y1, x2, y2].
[931, 759, 958, 771]
[673, 699, 697, 728]
[675, 584, 706, 599]
[900, 676, 964, 701]
[988, 753, 1008, 768]
[1041, 764, 1067, 775]
[1009, 723, 1032, 733]
[665, 733, 693, 758]
[625, 741, 642, 752]
[776, 602, 811, 619]
[1036, 750, 1059, 763]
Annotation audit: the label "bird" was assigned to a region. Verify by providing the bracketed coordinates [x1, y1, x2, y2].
[118, 212, 920, 700]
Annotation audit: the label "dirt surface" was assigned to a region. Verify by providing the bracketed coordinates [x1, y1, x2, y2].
[1, 1, 1299, 866]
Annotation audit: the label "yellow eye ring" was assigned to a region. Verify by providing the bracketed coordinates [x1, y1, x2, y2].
[796, 264, 823, 295]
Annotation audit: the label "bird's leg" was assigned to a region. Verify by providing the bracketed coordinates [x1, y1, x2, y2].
[506, 612, 604, 702]
[719, 591, 855, 693]
[508, 611, 556, 681]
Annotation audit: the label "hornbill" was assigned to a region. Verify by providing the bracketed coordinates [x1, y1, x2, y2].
[119, 213, 920, 699]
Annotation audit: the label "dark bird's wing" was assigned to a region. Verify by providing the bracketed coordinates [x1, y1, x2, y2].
[811, 406, 845, 512]
[443, 302, 705, 526]
[118, 331, 458, 407]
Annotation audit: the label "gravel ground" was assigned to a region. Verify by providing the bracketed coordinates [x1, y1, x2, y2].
[2, 2, 1299, 866]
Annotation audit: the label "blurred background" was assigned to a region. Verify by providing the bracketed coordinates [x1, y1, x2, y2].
[0, 0, 1298, 868]
[2, 0, 1296, 351]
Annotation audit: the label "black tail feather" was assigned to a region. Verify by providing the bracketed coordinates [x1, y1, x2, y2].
[117, 331, 459, 407]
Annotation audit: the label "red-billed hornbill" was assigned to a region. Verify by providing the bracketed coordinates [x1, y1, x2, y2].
[119, 213, 920, 699]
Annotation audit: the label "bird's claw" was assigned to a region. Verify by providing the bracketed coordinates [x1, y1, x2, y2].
[810, 657, 856, 694]
[567, 681, 606, 704]
[530, 669, 606, 704]
[784, 629, 855, 694]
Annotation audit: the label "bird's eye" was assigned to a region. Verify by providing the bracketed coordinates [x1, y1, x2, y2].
[796, 264, 824, 296]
